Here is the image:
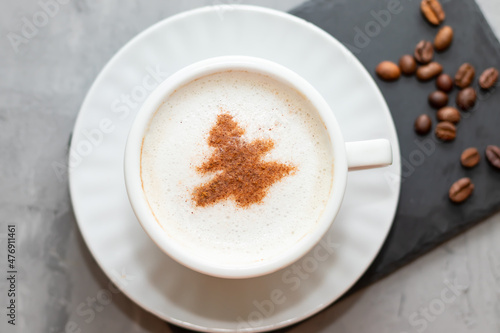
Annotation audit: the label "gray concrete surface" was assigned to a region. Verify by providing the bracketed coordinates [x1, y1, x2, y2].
[0, 0, 499, 332]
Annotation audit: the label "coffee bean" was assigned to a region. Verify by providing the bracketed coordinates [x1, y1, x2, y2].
[461, 148, 480, 168]
[456, 87, 476, 110]
[437, 106, 461, 124]
[455, 63, 475, 88]
[421, 0, 445, 26]
[414, 40, 434, 64]
[478, 67, 499, 90]
[434, 26, 453, 51]
[486, 145, 500, 169]
[435, 121, 456, 141]
[415, 114, 432, 135]
[416, 62, 443, 81]
[449, 177, 474, 203]
[436, 74, 453, 92]
[428, 90, 448, 108]
[399, 55, 417, 75]
[376, 61, 401, 81]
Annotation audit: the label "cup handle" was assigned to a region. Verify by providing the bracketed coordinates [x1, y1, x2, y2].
[345, 139, 393, 171]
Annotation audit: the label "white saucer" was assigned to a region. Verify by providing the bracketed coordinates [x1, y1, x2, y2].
[69, 5, 401, 332]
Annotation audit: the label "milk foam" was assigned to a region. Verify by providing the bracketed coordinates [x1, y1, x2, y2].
[141, 71, 334, 266]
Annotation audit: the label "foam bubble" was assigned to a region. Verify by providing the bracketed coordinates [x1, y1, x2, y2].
[141, 70, 334, 265]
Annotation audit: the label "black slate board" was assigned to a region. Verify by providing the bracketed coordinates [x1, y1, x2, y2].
[172, 1, 500, 332]
[289, 0, 500, 292]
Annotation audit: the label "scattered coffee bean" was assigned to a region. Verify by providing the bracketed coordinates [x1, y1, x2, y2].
[376, 61, 401, 81]
[455, 63, 475, 88]
[436, 73, 453, 92]
[421, 0, 445, 26]
[428, 90, 448, 108]
[486, 145, 500, 169]
[478, 67, 499, 90]
[461, 148, 480, 168]
[399, 55, 417, 75]
[449, 177, 474, 203]
[437, 106, 461, 124]
[456, 87, 476, 110]
[435, 121, 456, 141]
[414, 40, 434, 64]
[415, 114, 432, 135]
[416, 62, 443, 81]
[434, 26, 453, 51]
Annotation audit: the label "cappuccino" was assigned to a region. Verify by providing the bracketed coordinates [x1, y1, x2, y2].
[141, 70, 334, 266]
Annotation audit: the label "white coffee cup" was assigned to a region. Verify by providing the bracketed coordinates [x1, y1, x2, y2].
[124, 56, 392, 279]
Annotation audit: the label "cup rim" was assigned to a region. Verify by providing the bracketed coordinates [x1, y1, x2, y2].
[124, 56, 348, 278]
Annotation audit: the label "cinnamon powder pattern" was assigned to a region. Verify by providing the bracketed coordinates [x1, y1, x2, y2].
[192, 113, 296, 208]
